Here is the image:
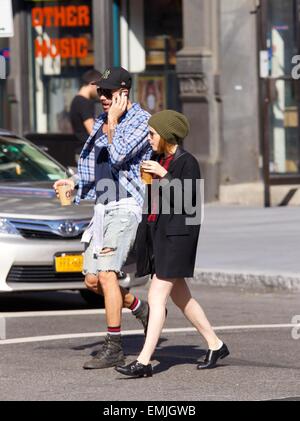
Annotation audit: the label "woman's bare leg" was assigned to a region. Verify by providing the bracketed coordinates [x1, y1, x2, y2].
[137, 275, 173, 365]
[170, 278, 222, 350]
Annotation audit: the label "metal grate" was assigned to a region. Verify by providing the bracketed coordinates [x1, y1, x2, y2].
[7, 266, 84, 283]
[8, 218, 90, 240]
[18, 229, 82, 241]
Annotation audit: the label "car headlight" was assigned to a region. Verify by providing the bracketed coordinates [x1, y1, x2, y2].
[0, 218, 20, 236]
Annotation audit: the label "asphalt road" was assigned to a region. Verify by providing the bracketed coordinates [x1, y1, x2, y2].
[0, 284, 299, 402]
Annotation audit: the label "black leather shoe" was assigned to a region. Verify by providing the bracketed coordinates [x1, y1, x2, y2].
[197, 343, 230, 370]
[115, 360, 153, 378]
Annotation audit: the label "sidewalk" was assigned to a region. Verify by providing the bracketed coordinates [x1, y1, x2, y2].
[194, 205, 300, 291]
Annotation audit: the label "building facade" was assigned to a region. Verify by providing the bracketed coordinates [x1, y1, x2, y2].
[1, 0, 299, 203]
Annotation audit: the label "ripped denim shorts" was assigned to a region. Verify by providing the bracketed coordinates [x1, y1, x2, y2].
[82, 208, 139, 275]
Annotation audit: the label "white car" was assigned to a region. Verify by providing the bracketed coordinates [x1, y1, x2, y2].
[0, 130, 148, 305]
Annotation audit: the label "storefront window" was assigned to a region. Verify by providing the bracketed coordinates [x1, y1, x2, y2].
[267, 0, 297, 77]
[144, 0, 182, 69]
[268, 79, 300, 173]
[266, 0, 300, 173]
[136, 0, 182, 115]
[27, 0, 94, 133]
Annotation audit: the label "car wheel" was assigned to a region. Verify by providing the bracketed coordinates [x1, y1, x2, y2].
[79, 289, 105, 307]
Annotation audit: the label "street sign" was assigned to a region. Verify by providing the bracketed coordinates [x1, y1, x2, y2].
[0, 0, 14, 38]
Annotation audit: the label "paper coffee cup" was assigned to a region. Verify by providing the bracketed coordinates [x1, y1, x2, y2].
[57, 184, 73, 206]
[140, 167, 153, 185]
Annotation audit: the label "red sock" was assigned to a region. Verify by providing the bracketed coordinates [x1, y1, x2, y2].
[107, 326, 121, 336]
[130, 297, 141, 312]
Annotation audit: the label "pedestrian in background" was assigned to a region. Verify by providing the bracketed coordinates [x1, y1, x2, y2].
[116, 110, 230, 378]
[54, 67, 152, 370]
[70, 69, 102, 160]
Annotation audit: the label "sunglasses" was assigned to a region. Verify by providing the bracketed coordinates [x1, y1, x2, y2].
[97, 88, 113, 99]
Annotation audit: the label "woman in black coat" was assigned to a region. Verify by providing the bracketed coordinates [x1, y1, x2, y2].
[116, 110, 229, 378]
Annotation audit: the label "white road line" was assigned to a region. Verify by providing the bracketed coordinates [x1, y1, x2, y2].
[0, 324, 299, 345]
[0, 309, 130, 318]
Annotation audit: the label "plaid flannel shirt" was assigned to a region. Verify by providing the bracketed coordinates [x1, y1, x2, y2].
[75, 103, 152, 207]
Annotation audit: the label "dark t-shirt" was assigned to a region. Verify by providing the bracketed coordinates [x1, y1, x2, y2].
[70, 95, 95, 144]
[95, 126, 132, 204]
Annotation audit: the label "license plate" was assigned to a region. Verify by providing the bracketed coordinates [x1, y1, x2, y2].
[55, 254, 83, 273]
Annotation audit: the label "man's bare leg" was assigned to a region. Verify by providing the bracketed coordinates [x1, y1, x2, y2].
[84, 273, 137, 308]
[83, 271, 149, 369]
[83, 271, 124, 369]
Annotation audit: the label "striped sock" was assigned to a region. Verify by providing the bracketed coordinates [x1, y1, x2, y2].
[130, 297, 141, 313]
[107, 326, 121, 336]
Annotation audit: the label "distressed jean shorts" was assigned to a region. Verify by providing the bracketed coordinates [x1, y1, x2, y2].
[82, 208, 139, 275]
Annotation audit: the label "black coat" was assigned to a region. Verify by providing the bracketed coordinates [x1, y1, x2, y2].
[135, 147, 201, 279]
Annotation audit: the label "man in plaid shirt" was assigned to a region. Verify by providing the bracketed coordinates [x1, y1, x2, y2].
[54, 67, 152, 369]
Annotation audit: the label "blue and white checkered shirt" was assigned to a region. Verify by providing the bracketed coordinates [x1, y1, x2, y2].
[75, 103, 152, 207]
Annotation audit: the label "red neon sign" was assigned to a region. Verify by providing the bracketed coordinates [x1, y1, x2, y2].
[35, 38, 88, 59]
[32, 6, 90, 28]
[32, 5, 91, 59]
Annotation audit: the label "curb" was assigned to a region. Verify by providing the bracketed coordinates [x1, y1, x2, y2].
[191, 269, 300, 291]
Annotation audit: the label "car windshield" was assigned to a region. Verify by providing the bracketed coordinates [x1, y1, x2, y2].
[0, 137, 66, 182]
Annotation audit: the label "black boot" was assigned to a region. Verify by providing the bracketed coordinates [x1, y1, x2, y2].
[132, 301, 149, 335]
[115, 360, 153, 378]
[83, 335, 125, 370]
[197, 343, 230, 370]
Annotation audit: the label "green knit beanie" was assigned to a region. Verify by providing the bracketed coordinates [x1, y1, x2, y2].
[148, 110, 190, 144]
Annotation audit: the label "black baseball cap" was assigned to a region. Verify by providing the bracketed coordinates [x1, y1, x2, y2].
[92, 67, 132, 90]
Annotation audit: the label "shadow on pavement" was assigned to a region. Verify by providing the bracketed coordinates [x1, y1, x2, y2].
[72, 335, 160, 354]
[72, 337, 300, 375]
[0, 291, 99, 311]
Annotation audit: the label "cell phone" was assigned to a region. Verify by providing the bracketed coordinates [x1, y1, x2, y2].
[120, 89, 129, 97]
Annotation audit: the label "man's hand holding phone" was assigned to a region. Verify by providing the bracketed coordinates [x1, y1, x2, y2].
[107, 90, 129, 143]
[108, 91, 128, 123]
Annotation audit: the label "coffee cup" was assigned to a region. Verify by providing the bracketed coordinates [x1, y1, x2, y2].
[140, 166, 153, 185]
[57, 184, 73, 206]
